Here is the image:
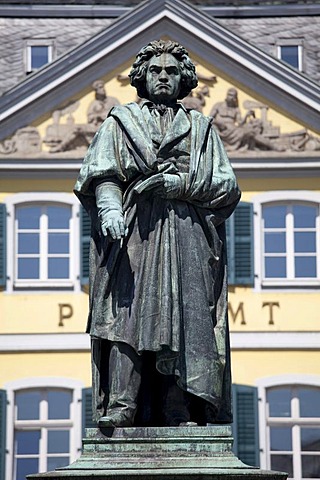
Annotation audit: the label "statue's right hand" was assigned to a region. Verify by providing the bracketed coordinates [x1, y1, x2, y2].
[100, 210, 128, 240]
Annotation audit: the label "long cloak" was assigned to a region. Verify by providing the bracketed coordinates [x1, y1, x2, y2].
[74, 101, 241, 424]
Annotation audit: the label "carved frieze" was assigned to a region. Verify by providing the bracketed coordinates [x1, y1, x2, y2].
[0, 81, 319, 157]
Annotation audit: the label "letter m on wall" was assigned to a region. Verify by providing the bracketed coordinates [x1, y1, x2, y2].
[226, 202, 254, 286]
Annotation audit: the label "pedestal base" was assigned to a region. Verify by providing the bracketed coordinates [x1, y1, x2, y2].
[28, 426, 287, 479]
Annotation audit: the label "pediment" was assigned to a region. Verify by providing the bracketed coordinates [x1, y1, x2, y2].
[0, 0, 319, 160]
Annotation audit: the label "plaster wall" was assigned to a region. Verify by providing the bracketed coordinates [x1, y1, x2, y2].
[0, 351, 91, 388]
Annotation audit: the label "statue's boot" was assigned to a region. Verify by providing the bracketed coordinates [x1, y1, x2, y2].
[99, 341, 142, 428]
[162, 375, 196, 426]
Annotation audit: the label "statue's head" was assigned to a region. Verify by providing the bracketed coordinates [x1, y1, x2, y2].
[226, 88, 238, 107]
[129, 40, 198, 104]
[92, 80, 106, 100]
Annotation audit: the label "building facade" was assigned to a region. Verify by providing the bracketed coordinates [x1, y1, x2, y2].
[0, 1, 320, 479]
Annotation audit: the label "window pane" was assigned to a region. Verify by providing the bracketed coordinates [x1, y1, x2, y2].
[31, 46, 49, 69]
[48, 258, 69, 279]
[265, 232, 286, 253]
[18, 258, 39, 279]
[270, 427, 292, 451]
[16, 391, 41, 420]
[295, 256, 316, 278]
[293, 205, 317, 228]
[265, 257, 286, 278]
[301, 428, 320, 452]
[267, 388, 291, 417]
[16, 458, 39, 480]
[47, 457, 70, 471]
[280, 45, 299, 69]
[16, 206, 41, 229]
[47, 206, 71, 229]
[48, 391, 72, 420]
[48, 430, 69, 453]
[271, 455, 293, 477]
[301, 455, 320, 478]
[18, 233, 39, 254]
[295, 232, 316, 253]
[16, 430, 40, 454]
[48, 233, 69, 254]
[263, 205, 286, 228]
[299, 388, 320, 417]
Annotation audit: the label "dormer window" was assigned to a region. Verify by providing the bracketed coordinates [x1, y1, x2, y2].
[276, 39, 303, 71]
[25, 40, 54, 73]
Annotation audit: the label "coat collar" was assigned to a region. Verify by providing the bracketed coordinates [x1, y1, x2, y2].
[140, 100, 191, 154]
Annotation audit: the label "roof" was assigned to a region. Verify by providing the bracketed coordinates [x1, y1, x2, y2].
[0, 0, 319, 142]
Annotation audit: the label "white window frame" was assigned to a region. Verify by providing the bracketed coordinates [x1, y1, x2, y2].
[276, 39, 304, 72]
[4, 377, 83, 480]
[25, 39, 54, 73]
[253, 191, 320, 290]
[5, 193, 81, 292]
[257, 375, 320, 477]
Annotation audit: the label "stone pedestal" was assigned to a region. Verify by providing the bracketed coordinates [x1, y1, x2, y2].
[28, 426, 287, 479]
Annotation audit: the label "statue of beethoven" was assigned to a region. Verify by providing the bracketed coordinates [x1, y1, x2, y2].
[74, 40, 241, 428]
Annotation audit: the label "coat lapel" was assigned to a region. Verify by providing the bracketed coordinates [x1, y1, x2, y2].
[158, 106, 191, 156]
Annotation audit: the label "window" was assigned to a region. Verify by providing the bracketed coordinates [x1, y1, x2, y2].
[5, 193, 80, 291]
[262, 203, 319, 282]
[25, 40, 54, 73]
[253, 192, 320, 288]
[14, 389, 73, 478]
[276, 40, 303, 71]
[4, 378, 83, 480]
[16, 204, 71, 282]
[266, 386, 320, 479]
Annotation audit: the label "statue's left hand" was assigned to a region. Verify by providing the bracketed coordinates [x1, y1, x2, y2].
[154, 174, 182, 199]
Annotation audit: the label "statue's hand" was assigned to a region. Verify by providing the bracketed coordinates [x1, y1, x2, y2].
[155, 174, 182, 199]
[100, 209, 128, 240]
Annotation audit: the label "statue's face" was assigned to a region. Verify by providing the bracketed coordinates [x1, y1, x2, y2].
[226, 90, 238, 107]
[94, 81, 106, 97]
[146, 53, 181, 104]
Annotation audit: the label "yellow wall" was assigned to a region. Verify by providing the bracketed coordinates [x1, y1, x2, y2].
[231, 350, 320, 385]
[0, 179, 75, 197]
[0, 352, 91, 388]
[0, 293, 88, 334]
[228, 289, 320, 332]
[239, 177, 320, 199]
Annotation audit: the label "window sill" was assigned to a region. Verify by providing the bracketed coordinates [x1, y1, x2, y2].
[262, 279, 320, 288]
[14, 280, 75, 289]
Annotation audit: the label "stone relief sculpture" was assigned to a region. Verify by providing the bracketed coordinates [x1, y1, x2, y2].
[43, 81, 120, 153]
[181, 85, 210, 112]
[74, 39, 241, 428]
[0, 76, 318, 156]
[0, 127, 41, 155]
[87, 79, 120, 127]
[210, 88, 317, 152]
[210, 88, 286, 151]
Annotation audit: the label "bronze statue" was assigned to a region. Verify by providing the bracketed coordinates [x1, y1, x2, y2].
[74, 40, 240, 428]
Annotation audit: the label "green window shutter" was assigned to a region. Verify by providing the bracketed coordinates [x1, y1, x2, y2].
[0, 204, 6, 289]
[0, 389, 7, 480]
[226, 202, 254, 285]
[80, 206, 91, 286]
[82, 387, 95, 436]
[232, 384, 260, 468]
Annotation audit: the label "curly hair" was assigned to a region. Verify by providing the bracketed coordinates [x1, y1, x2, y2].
[129, 40, 198, 100]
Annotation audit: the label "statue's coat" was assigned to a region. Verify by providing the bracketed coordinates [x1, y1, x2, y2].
[74, 101, 241, 424]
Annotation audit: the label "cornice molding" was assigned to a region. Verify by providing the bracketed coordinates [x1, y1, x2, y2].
[1, 154, 320, 179]
[0, 331, 319, 352]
